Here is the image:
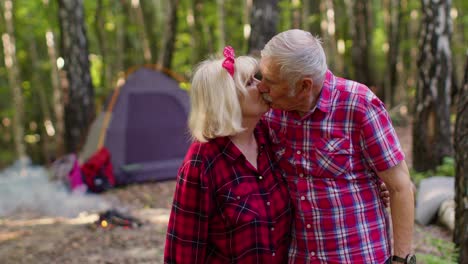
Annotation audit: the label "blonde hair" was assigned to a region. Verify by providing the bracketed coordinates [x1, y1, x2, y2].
[189, 56, 258, 142]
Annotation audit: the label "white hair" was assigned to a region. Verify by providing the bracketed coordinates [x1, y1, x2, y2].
[261, 29, 328, 91]
[188, 56, 258, 142]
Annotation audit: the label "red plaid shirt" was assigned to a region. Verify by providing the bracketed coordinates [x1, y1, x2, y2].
[262, 70, 405, 264]
[164, 125, 292, 263]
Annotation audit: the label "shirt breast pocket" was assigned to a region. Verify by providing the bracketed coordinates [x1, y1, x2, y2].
[217, 183, 260, 226]
[313, 137, 351, 178]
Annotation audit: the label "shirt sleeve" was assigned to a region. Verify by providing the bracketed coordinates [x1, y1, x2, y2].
[164, 151, 211, 263]
[359, 95, 405, 172]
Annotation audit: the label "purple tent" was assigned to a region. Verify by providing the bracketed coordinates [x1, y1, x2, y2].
[81, 66, 190, 185]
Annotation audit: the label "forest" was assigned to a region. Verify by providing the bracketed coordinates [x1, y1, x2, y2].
[0, 0, 467, 263]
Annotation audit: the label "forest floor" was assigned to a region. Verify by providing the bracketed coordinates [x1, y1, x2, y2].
[0, 124, 456, 263]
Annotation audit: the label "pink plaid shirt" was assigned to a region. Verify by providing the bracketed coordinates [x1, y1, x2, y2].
[262, 70, 405, 264]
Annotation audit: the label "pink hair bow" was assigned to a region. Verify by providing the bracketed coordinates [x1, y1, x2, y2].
[222, 46, 235, 78]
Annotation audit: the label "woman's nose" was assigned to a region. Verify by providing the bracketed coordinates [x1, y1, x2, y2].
[257, 81, 268, 93]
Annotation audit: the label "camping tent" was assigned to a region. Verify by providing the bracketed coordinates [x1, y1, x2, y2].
[81, 66, 191, 185]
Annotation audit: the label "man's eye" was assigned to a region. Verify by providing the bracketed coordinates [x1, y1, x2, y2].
[254, 72, 263, 80]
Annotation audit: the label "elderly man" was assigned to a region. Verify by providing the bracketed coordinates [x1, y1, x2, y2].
[258, 29, 415, 264]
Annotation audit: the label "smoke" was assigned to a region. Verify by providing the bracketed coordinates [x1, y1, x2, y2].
[0, 159, 111, 218]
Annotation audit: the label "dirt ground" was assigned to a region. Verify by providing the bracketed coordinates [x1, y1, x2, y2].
[0, 125, 455, 263]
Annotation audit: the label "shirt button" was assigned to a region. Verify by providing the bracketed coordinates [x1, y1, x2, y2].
[299, 173, 304, 178]
[272, 252, 276, 256]
[310, 251, 315, 257]
[237, 196, 240, 200]
[270, 227, 275, 231]
[296, 150, 301, 155]
[300, 196, 306, 201]
[258, 176, 263, 180]
[266, 201, 271, 206]
[306, 224, 311, 229]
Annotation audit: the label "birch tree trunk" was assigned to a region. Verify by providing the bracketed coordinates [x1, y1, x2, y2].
[413, 0, 453, 171]
[320, 0, 340, 73]
[1, 0, 26, 160]
[454, 54, 468, 264]
[43, 0, 65, 157]
[45, 30, 66, 156]
[58, 0, 95, 153]
[248, 0, 280, 56]
[132, 0, 153, 63]
[158, 0, 179, 69]
[140, 0, 159, 62]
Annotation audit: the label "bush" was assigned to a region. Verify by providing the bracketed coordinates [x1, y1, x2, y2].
[410, 156, 455, 186]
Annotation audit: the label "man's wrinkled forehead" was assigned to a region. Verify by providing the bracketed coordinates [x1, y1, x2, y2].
[259, 57, 277, 77]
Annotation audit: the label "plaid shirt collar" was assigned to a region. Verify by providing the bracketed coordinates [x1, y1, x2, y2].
[316, 70, 334, 113]
[212, 126, 267, 163]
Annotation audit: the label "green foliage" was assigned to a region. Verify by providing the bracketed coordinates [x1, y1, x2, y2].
[435, 157, 455, 176]
[410, 157, 455, 185]
[416, 254, 456, 264]
[89, 55, 103, 92]
[415, 236, 458, 264]
[278, 0, 292, 31]
[414, 223, 458, 264]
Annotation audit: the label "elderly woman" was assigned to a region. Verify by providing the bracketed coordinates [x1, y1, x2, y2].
[164, 47, 292, 263]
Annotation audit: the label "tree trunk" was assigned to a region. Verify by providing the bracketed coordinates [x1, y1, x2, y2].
[191, 0, 208, 64]
[140, 0, 159, 62]
[1, 0, 26, 160]
[115, 0, 125, 73]
[413, 0, 453, 171]
[291, 0, 301, 29]
[242, 0, 253, 53]
[383, 0, 403, 108]
[58, 0, 95, 153]
[94, 0, 111, 94]
[216, 0, 226, 50]
[43, 0, 65, 157]
[131, 0, 153, 63]
[29, 38, 53, 164]
[45, 30, 66, 156]
[454, 53, 468, 264]
[158, 0, 179, 69]
[320, 0, 340, 73]
[248, 0, 280, 56]
[302, 0, 321, 35]
[350, 0, 374, 87]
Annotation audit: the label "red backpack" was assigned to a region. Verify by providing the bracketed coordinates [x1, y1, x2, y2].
[81, 147, 116, 193]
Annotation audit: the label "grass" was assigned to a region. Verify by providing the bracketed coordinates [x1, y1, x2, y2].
[415, 226, 458, 264]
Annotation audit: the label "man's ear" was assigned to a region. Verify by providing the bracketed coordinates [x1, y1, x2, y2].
[297, 77, 313, 97]
[301, 77, 314, 91]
